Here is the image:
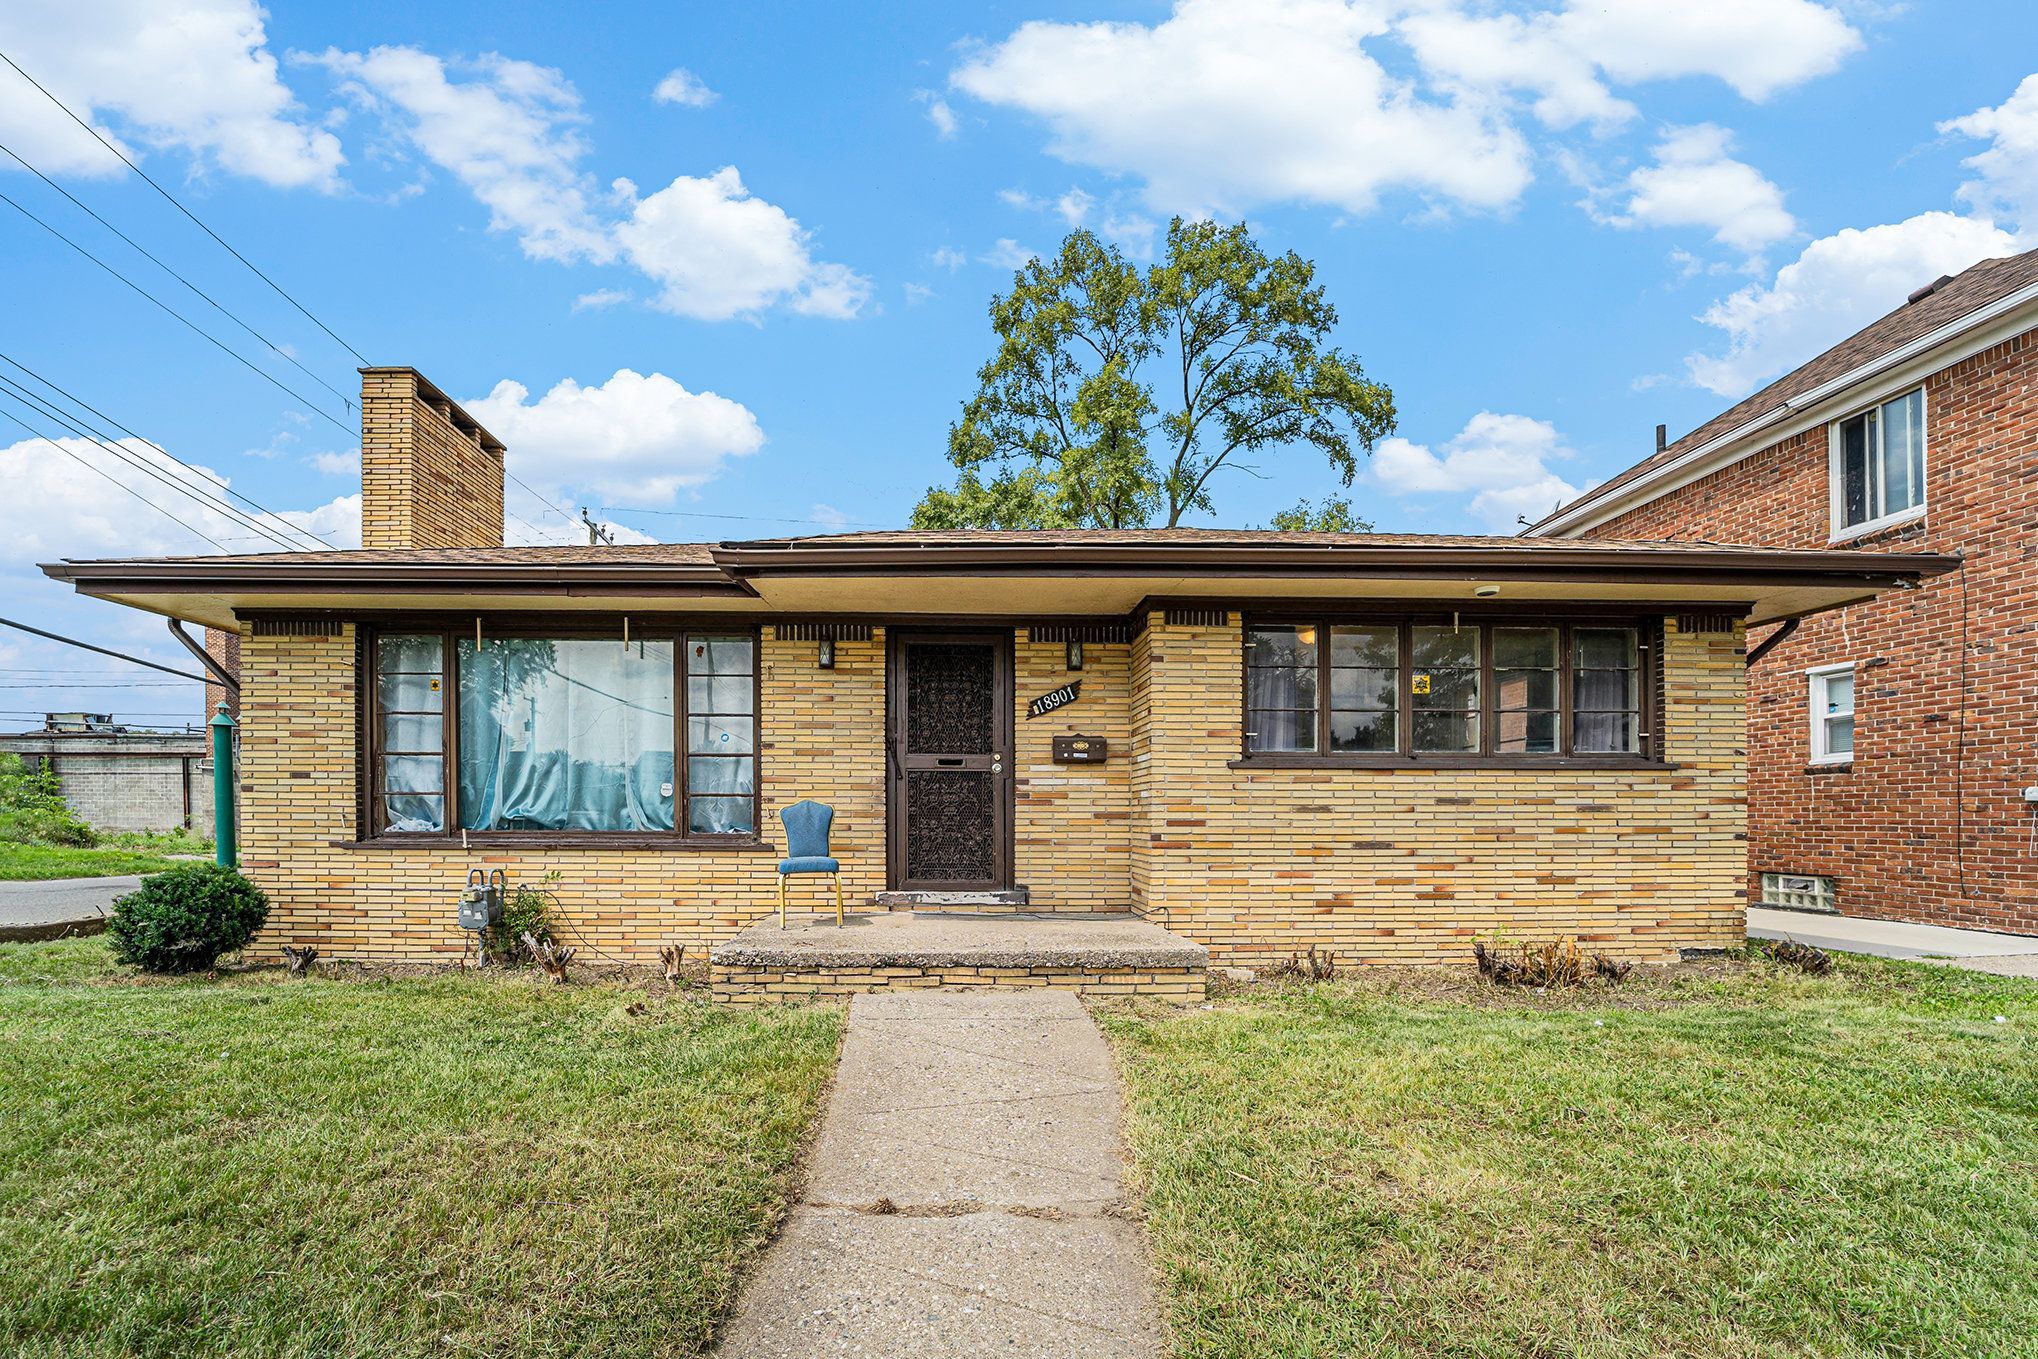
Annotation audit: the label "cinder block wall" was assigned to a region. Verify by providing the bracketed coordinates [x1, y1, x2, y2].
[1590, 329, 2038, 934]
[1013, 636, 1131, 909]
[1128, 612, 1748, 965]
[239, 624, 888, 960]
[359, 368, 504, 550]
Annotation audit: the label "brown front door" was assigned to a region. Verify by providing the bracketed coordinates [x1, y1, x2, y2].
[887, 630, 1013, 891]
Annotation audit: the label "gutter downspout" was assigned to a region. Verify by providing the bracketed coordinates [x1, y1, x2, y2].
[167, 619, 239, 695]
[1744, 617, 1799, 668]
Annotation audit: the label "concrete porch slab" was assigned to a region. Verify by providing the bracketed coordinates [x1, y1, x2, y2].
[709, 911, 1207, 1005]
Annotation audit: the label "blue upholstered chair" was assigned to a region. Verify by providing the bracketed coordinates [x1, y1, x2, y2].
[777, 799, 844, 927]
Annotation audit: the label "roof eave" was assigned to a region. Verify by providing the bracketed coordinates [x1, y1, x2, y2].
[1532, 279, 2038, 535]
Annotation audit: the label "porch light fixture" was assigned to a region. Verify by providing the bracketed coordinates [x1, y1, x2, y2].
[1473, 585, 1500, 598]
[818, 638, 836, 669]
[1066, 639, 1084, 671]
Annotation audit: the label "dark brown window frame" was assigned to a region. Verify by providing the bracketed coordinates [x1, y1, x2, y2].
[1232, 611, 1668, 770]
[354, 619, 764, 849]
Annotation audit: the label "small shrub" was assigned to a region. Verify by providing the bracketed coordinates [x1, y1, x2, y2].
[0, 754, 95, 846]
[1265, 946, 1338, 981]
[484, 875, 556, 966]
[1764, 938, 1834, 975]
[107, 863, 269, 973]
[1475, 937, 1632, 988]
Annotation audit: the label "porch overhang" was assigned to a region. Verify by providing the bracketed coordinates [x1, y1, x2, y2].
[39, 533, 1959, 630]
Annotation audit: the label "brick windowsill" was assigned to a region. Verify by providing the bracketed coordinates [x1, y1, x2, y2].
[330, 834, 773, 852]
[1803, 762, 1854, 776]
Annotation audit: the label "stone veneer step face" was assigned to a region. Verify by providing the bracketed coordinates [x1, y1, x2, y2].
[710, 964, 1206, 1006]
[874, 889, 1032, 909]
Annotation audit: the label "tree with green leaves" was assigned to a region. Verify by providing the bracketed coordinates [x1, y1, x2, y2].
[914, 218, 1396, 530]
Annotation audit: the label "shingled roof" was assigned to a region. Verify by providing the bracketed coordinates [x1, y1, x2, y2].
[1531, 246, 2038, 532]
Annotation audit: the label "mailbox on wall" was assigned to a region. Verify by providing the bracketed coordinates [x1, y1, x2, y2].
[1051, 735, 1108, 764]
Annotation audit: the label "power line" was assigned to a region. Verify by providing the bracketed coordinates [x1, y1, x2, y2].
[0, 137, 356, 413]
[0, 373, 308, 551]
[0, 681, 195, 689]
[0, 616, 212, 684]
[0, 49, 371, 368]
[506, 468, 578, 527]
[599, 505, 890, 529]
[0, 403, 229, 550]
[0, 185, 355, 437]
[0, 351, 330, 548]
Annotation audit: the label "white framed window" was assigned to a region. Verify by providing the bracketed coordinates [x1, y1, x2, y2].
[1807, 663, 1854, 764]
[1761, 872, 1837, 912]
[1829, 387, 1925, 537]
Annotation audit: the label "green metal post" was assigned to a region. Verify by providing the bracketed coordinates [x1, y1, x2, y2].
[210, 702, 237, 868]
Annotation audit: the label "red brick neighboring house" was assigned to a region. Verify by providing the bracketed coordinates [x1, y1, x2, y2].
[1532, 249, 2038, 936]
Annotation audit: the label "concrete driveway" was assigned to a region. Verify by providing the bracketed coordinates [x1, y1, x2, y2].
[0, 876, 138, 942]
[1749, 906, 2038, 978]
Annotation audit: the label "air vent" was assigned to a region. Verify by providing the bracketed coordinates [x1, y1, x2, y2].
[250, 616, 341, 637]
[773, 622, 873, 642]
[1906, 274, 1954, 305]
[1163, 608, 1230, 628]
[1676, 613, 1738, 635]
[1028, 621, 1136, 644]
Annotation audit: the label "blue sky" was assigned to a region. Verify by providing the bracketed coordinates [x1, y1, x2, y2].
[4, 0, 2038, 725]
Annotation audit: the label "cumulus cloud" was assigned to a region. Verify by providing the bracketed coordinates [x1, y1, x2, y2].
[1944, 74, 2038, 235]
[307, 46, 866, 318]
[1685, 213, 2019, 396]
[1001, 184, 1159, 256]
[952, 0, 1532, 218]
[0, 0, 342, 188]
[307, 45, 614, 263]
[612, 168, 870, 320]
[1612, 124, 1795, 251]
[952, 0, 1859, 219]
[916, 90, 958, 139]
[652, 67, 717, 108]
[1370, 412, 1585, 529]
[465, 368, 766, 503]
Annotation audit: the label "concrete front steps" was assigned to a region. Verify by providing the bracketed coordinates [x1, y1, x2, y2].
[872, 888, 1033, 911]
[709, 910, 1208, 1006]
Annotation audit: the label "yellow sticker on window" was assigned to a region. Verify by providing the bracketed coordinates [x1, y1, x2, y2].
[1411, 673, 1431, 695]
[428, 677, 442, 692]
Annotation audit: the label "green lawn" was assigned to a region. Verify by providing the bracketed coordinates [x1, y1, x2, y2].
[0, 831, 212, 880]
[1104, 954, 2038, 1359]
[0, 936, 841, 1358]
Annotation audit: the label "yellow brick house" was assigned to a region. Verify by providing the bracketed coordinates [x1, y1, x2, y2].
[41, 368, 1955, 998]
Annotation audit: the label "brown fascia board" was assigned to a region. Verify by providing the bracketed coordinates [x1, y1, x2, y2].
[39, 542, 1959, 599]
[359, 366, 507, 455]
[708, 540, 1962, 588]
[39, 559, 757, 597]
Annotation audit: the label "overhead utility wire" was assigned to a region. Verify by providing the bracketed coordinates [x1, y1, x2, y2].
[0, 615, 210, 684]
[0, 365, 319, 550]
[0, 187, 355, 437]
[0, 139, 355, 412]
[0, 50, 371, 368]
[0, 404, 226, 549]
[0, 373, 307, 552]
[0, 351, 329, 548]
[507, 468, 579, 528]
[599, 505, 890, 529]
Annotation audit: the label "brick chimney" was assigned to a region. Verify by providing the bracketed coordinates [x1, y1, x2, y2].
[358, 367, 506, 549]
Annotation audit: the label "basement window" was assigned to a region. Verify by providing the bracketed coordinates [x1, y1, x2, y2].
[1831, 388, 1925, 536]
[1761, 872, 1837, 913]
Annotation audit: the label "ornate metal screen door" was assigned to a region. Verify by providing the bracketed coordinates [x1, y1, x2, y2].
[889, 633, 1012, 890]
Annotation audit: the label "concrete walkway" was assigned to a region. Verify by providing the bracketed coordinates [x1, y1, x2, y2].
[1749, 906, 2038, 977]
[715, 988, 1163, 1358]
[0, 875, 137, 941]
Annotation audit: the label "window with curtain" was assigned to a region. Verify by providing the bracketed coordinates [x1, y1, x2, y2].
[1833, 388, 1925, 534]
[368, 627, 758, 837]
[1808, 664, 1854, 764]
[1243, 618, 1652, 762]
